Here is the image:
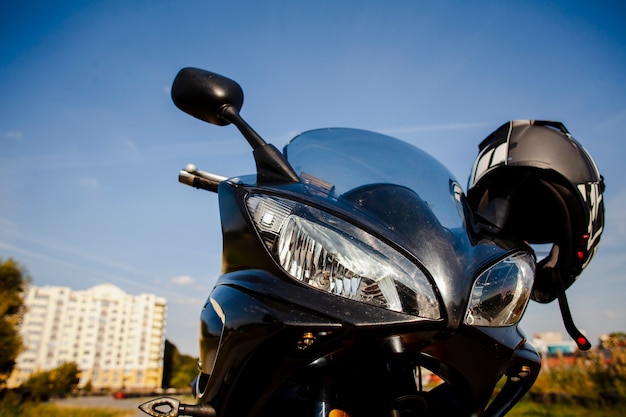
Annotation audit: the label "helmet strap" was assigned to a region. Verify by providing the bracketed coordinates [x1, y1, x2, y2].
[545, 251, 591, 350]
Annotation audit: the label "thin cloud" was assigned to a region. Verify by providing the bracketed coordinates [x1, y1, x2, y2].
[1, 131, 23, 140]
[171, 275, 195, 286]
[0, 237, 205, 303]
[381, 122, 490, 136]
[0, 240, 154, 293]
[116, 136, 137, 151]
[600, 310, 620, 320]
[0, 138, 247, 171]
[172, 295, 204, 306]
[0, 226, 154, 280]
[597, 108, 626, 132]
[78, 177, 99, 189]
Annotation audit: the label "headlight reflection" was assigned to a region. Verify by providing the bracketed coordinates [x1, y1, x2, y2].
[465, 253, 535, 327]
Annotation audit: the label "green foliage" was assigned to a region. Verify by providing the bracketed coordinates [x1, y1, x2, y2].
[532, 365, 594, 398]
[600, 332, 626, 349]
[50, 362, 81, 396]
[83, 379, 93, 393]
[589, 349, 626, 399]
[162, 339, 198, 389]
[0, 320, 21, 378]
[21, 371, 51, 401]
[508, 397, 626, 417]
[0, 258, 31, 384]
[21, 362, 80, 400]
[531, 348, 626, 401]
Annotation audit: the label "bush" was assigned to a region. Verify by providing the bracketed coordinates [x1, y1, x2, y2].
[21, 362, 80, 401]
[530, 347, 626, 406]
[590, 349, 626, 400]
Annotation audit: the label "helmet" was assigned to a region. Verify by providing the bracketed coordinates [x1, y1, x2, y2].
[467, 120, 605, 303]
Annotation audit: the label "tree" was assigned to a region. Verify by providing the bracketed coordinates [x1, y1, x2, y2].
[21, 370, 51, 401]
[82, 379, 93, 394]
[49, 362, 80, 396]
[600, 332, 626, 349]
[0, 258, 31, 385]
[21, 362, 80, 400]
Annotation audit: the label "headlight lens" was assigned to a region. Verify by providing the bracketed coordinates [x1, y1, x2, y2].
[246, 194, 441, 319]
[464, 253, 535, 327]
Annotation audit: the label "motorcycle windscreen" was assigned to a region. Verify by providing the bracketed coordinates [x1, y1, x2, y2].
[284, 128, 466, 231]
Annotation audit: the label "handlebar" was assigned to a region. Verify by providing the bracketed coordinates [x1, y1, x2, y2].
[179, 164, 226, 193]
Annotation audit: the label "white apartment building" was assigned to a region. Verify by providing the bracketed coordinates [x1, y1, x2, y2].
[8, 283, 167, 391]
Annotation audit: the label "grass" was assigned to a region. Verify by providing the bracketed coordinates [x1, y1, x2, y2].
[502, 346, 626, 416]
[0, 394, 134, 417]
[507, 396, 626, 417]
[0, 404, 133, 417]
[1, 394, 625, 417]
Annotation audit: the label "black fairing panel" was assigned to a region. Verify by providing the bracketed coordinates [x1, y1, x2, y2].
[198, 282, 345, 416]
[218, 182, 282, 275]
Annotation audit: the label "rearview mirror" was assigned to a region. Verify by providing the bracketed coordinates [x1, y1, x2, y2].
[171, 67, 244, 126]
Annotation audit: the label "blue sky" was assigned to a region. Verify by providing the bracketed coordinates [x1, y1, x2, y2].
[1, 1, 625, 355]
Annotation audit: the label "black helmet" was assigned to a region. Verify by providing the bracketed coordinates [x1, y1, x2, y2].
[467, 120, 605, 303]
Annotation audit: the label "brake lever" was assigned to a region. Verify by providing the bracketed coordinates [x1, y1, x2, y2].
[139, 397, 216, 417]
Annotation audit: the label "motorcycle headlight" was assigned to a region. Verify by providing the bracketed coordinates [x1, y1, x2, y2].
[464, 253, 535, 327]
[246, 194, 441, 319]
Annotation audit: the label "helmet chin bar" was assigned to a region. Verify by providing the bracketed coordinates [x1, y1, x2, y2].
[539, 245, 591, 351]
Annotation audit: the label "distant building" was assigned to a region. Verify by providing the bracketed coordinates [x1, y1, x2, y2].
[531, 331, 579, 369]
[531, 331, 577, 357]
[7, 283, 167, 391]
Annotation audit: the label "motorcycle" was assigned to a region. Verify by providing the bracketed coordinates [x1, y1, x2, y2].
[140, 68, 605, 417]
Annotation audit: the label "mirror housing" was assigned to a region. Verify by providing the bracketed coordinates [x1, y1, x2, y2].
[171, 67, 244, 126]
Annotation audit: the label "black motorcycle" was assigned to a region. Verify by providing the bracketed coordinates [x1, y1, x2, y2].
[140, 68, 605, 417]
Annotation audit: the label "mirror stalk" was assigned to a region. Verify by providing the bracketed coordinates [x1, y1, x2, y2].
[220, 105, 267, 150]
[221, 105, 300, 185]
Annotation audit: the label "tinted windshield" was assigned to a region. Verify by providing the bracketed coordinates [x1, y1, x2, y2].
[284, 128, 465, 229]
